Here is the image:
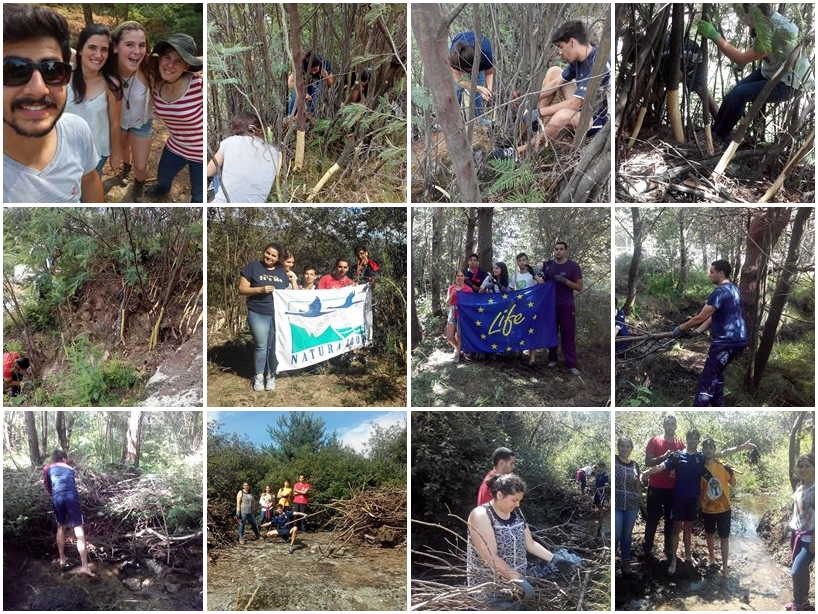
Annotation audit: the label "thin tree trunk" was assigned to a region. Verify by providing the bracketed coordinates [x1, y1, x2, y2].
[56, 411, 70, 452]
[24, 411, 42, 468]
[431, 208, 443, 316]
[412, 4, 481, 202]
[665, 4, 685, 143]
[476, 207, 494, 272]
[788, 411, 806, 491]
[751, 207, 811, 387]
[676, 210, 688, 293]
[464, 208, 477, 260]
[124, 409, 143, 466]
[623, 208, 643, 313]
[284, 4, 307, 170]
[411, 286, 423, 350]
[82, 4, 94, 26]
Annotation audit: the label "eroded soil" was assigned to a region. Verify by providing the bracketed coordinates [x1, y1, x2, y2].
[207, 531, 405, 610]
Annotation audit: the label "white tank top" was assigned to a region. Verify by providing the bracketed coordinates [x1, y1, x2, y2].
[66, 82, 110, 157]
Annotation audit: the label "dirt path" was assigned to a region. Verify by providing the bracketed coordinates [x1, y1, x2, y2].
[207, 334, 405, 407]
[412, 334, 609, 407]
[3, 548, 201, 611]
[616, 499, 797, 611]
[104, 122, 194, 203]
[207, 531, 405, 610]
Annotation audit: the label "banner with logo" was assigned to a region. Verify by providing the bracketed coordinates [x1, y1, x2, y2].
[274, 284, 372, 372]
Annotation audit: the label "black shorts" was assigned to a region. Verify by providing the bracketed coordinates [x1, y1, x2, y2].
[702, 510, 731, 539]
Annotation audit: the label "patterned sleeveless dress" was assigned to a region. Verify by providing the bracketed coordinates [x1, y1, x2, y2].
[466, 502, 527, 590]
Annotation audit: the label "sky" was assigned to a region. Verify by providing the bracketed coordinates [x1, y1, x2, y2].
[208, 410, 405, 454]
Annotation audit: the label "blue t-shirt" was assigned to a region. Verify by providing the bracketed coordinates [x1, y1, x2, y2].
[541, 260, 582, 306]
[707, 282, 747, 347]
[240, 260, 290, 316]
[662, 451, 705, 499]
[561, 46, 610, 106]
[450, 32, 494, 72]
[271, 510, 294, 530]
[46, 463, 78, 498]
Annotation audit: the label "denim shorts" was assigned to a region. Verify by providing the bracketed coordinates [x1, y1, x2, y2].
[125, 118, 153, 138]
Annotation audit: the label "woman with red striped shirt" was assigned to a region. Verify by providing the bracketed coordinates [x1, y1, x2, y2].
[146, 34, 203, 202]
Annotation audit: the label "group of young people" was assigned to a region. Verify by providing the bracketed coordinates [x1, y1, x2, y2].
[4, 4, 203, 203]
[615, 414, 815, 610]
[448, 20, 610, 162]
[239, 243, 380, 391]
[575, 461, 609, 511]
[446, 242, 582, 371]
[235, 476, 312, 553]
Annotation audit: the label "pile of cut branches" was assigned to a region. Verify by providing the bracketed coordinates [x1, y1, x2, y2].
[319, 485, 406, 555]
[412, 514, 609, 611]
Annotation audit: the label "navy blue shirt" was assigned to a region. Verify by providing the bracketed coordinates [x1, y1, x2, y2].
[561, 45, 610, 105]
[450, 32, 494, 72]
[241, 260, 290, 315]
[662, 451, 705, 499]
[707, 282, 747, 347]
[271, 510, 294, 530]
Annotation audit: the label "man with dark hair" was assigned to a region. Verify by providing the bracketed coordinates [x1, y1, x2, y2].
[301, 265, 318, 290]
[352, 245, 381, 284]
[697, 4, 808, 145]
[540, 241, 583, 374]
[3, 351, 30, 396]
[287, 50, 335, 116]
[672, 259, 747, 406]
[292, 474, 311, 532]
[3, 4, 103, 202]
[462, 253, 487, 293]
[318, 259, 354, 289]
[491, 20, 610, 161]
[448, 31, 495, 118]
[43, 449, 95, 576]
[477, 447, 517, 505]
[264, 503, 308, 554]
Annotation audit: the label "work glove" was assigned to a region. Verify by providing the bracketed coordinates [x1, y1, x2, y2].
[551, 548, 583, 571]
[511, 578, 535, 599]
[696, 20, 720, 42]
[671, 326, 686, 338]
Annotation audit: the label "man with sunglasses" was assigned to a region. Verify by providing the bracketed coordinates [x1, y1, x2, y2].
[4, 4, 103, 202]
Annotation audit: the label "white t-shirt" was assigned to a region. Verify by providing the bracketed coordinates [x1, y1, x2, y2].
[509, 270, 535, 290]
[66, 83, 110, 157]
[4, 113, 99, 203]
[212, 135, 280, 203]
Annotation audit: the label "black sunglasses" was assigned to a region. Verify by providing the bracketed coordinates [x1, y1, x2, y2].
[4, 57, 72, 87]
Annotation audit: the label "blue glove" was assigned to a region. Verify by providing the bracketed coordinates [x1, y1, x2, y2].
[511, 578, 535, 599]
[551, 548, 583, 570]
[671, 326, 685, 338]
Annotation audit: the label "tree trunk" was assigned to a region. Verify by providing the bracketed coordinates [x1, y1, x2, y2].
[623, 207, 643, 313]
[676, 209, 688, 293]
[412, 4, 481, 202]
[695, 3, 714, 154]
[56, 411, 70, 452]
[665, 3, 685, 143]
[82, 4, 94, 26]
[24, 411, 42, 468]
[476, 208, 494, 272]
[40, 411, 47, 456]
[739, 208, 791, 385]
[788, 411, 806, 491]
[464, 208, 477, 261]
[284, 4, 307, 169]
[573, 10, 611, 146]
[411, 286, 423, 350]
[751, 207, 811, 388]
[431, 208, 443, 316]
[124, 409, 143, 466]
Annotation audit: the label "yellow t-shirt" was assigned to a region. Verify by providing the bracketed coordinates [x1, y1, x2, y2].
[277, 487, 293, 507]
[700, 460, 732, 514]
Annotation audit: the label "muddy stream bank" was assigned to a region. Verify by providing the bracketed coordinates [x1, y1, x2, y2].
[617, 495, 797, 611]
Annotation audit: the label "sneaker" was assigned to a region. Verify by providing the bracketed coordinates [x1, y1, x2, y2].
[568, 367, 581, 376]
[265, 376, 276, 391]
[452, 351, 460, 363]
[252, 374, 264, 391]
[288, 545, 295, 555]
[488, 147, 518, 162]
[547, 361, 558, 368]
[239, 537, 245, 545]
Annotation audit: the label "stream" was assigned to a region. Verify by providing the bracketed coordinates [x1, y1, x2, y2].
[617, 495, 793, 611]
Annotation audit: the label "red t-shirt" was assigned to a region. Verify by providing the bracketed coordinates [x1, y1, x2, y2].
[3, 352, 20, 381]
[476, 469, 497, 506]
[293, 481, 311, 504]
[318, 274, 354, 289]
[645, 435, 685, 489]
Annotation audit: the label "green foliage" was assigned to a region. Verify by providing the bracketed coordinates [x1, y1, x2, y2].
[487, 159, 537, 196]
[54, 337, 142, 407]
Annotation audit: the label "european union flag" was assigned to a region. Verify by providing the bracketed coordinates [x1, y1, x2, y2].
[458, 283, 558, 354]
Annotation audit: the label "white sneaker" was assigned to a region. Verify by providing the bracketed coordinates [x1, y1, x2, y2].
[452, 351, 460, 363]
[252, 374, 264, 391]
[265, 376, 276, 391]
[547, 361, 557, 368]
[568, 367, 581, 376]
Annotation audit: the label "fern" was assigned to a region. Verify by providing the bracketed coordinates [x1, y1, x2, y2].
[487, 160, 536, 195]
